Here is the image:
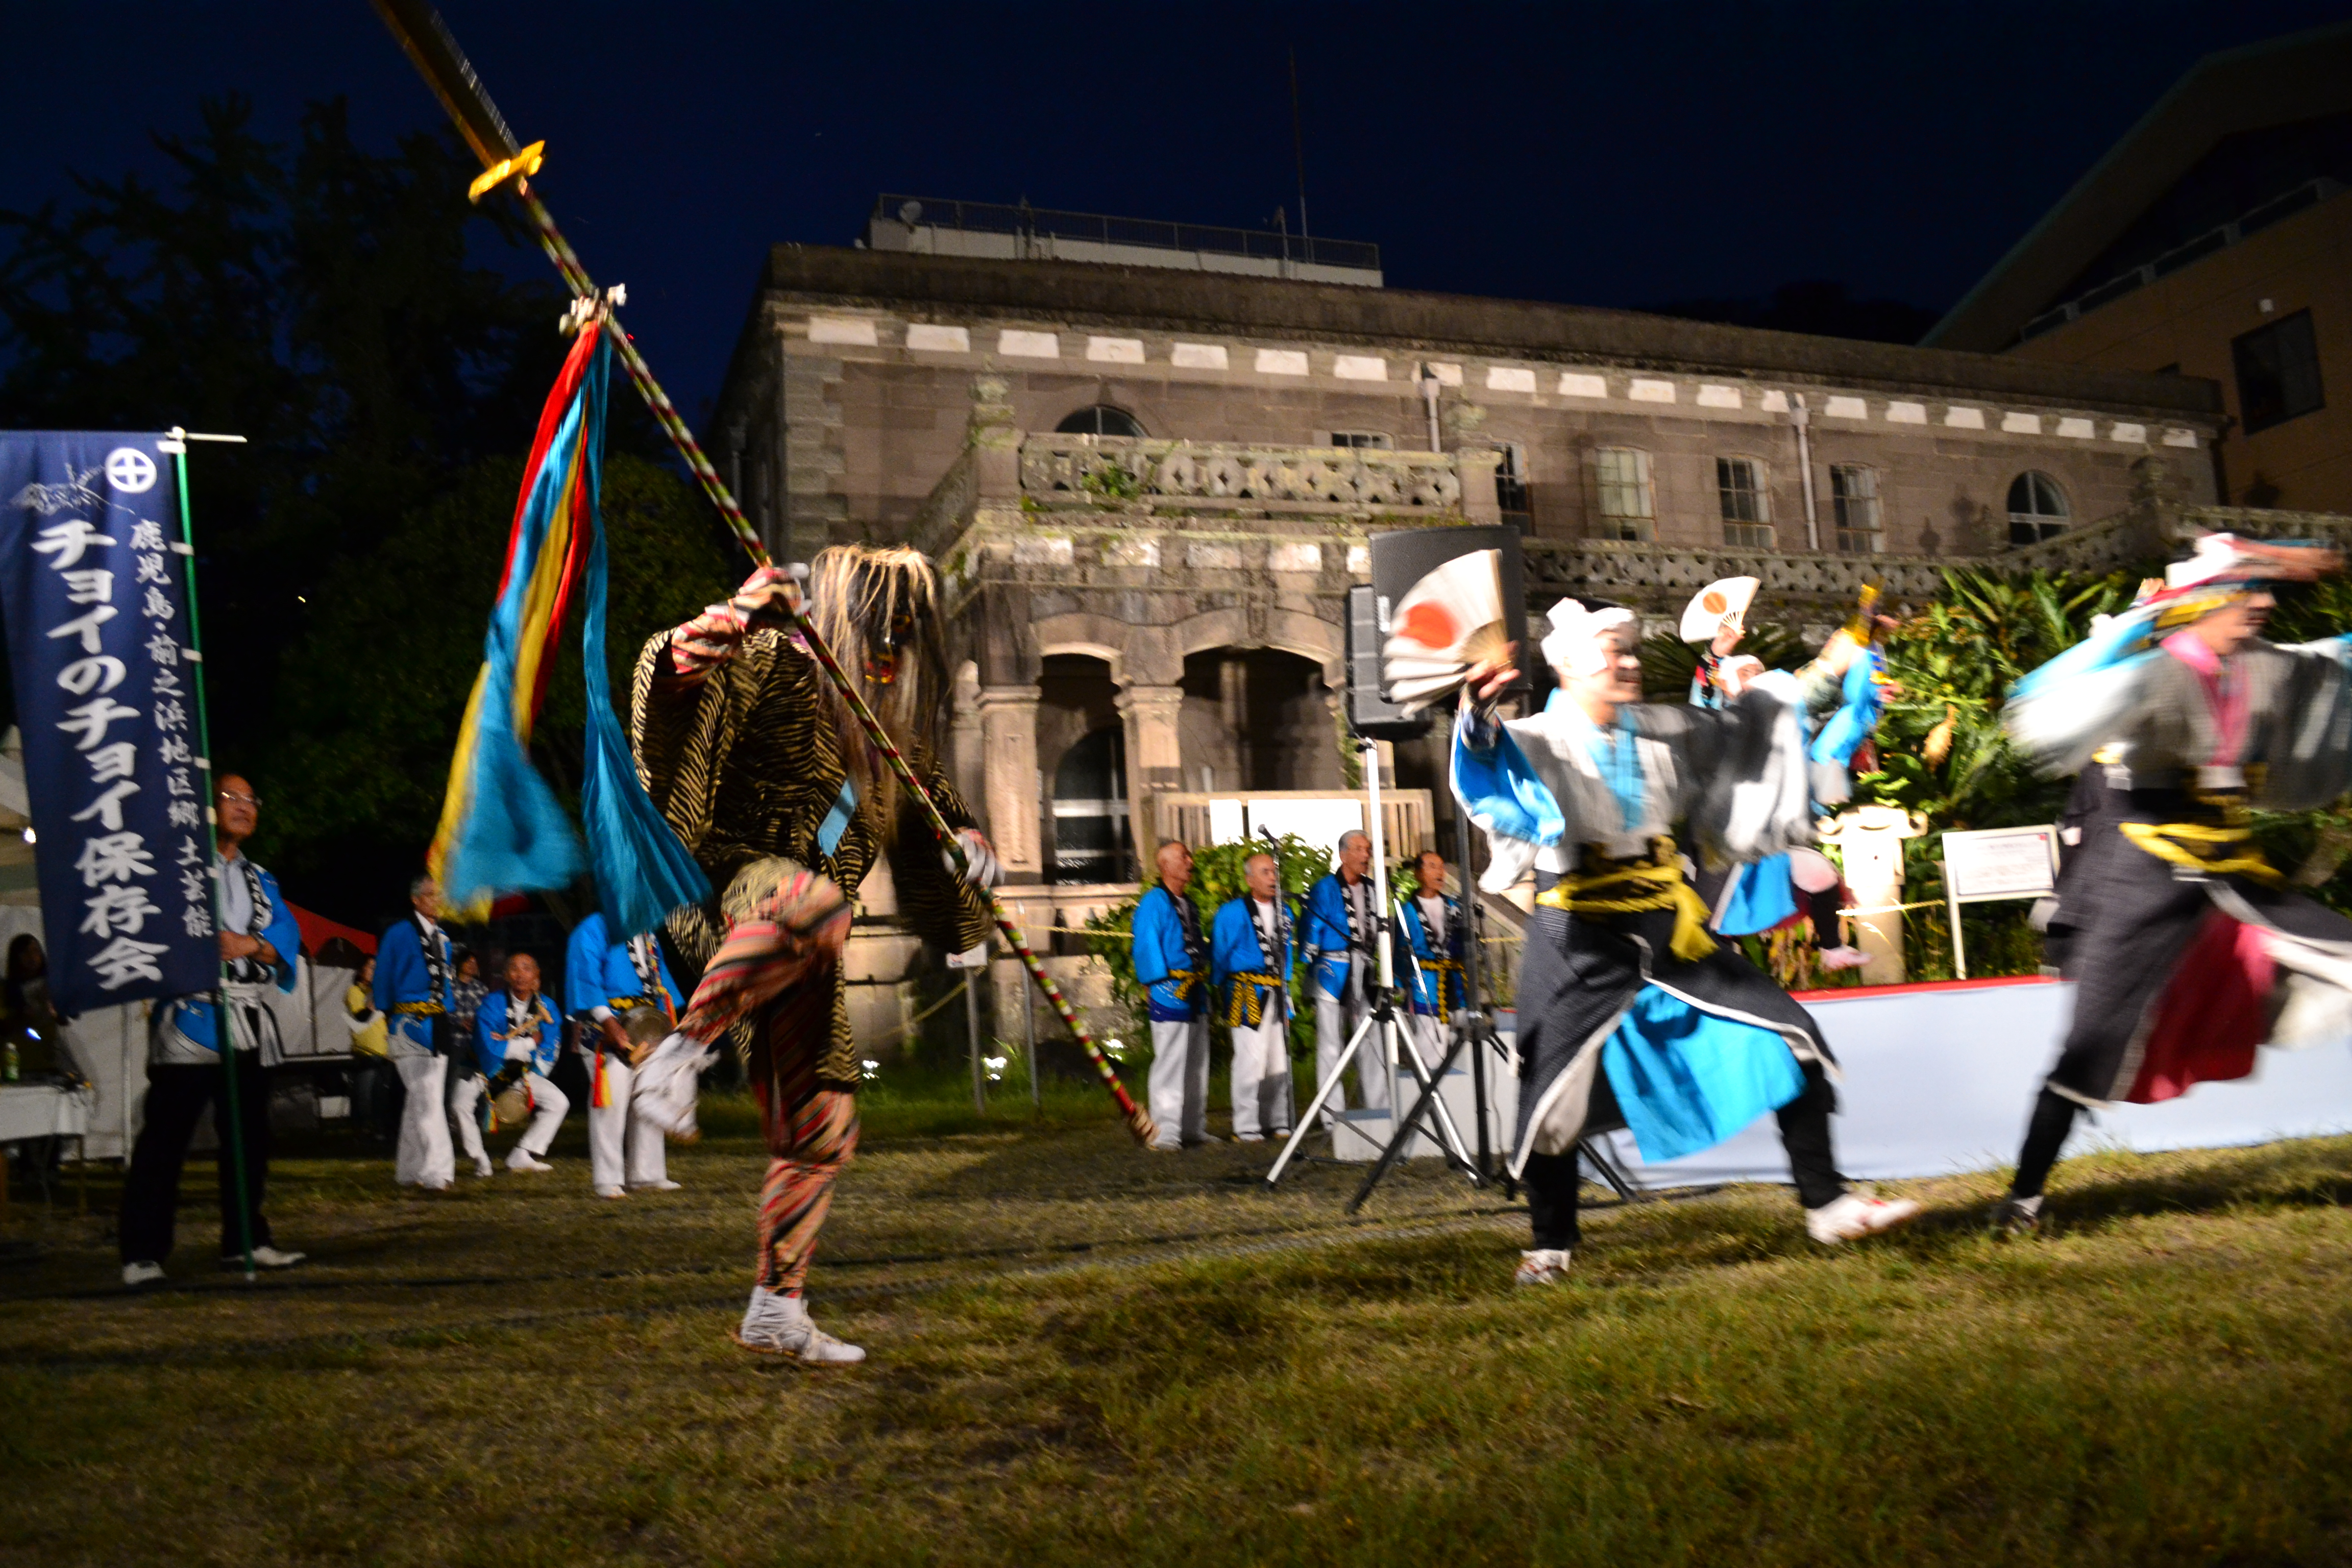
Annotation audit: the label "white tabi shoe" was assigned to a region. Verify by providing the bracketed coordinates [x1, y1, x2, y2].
[220, 1245, 305, 1270]
[1805, 1191, 1923, 1244]
[630, 1179, 682, 1192]
[472, 1158, 495, 1179]
[594, 1185, 627, 1199]
[121, 1261, 166, 1288]
[1515, 1248, 1572, 1286]
[730, 1288, 866, 1365]
[506, 1148, 553, 1172]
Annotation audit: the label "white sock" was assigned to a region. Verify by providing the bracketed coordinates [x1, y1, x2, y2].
[2012, 1193, 2045, 1217]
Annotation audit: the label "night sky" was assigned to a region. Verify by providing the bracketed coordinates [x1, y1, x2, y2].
[7, 1, 2352, 426]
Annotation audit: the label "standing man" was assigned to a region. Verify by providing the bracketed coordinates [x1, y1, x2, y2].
[1397, 850, 1466, 1070]
[565, 910, 683, 1198]
[376, 876, 456, 1192]
[1210, 849, 1296, 1143]
[460, 951, 567, 1170]
[1132, 840, 1209, 1152]
[119, 773, 305, 1285]
[1302, 829, 1391, 1123]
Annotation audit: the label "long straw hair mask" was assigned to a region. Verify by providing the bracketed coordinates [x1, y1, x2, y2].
[801, 545, 948, 828]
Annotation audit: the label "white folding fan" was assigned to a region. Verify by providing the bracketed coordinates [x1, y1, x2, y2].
[1381, 549, 1510, 712]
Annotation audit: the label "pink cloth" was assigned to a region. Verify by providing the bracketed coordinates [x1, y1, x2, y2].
[2160, 630, 2248, 765]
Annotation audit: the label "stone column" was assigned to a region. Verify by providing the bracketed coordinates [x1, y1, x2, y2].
[950, 662, 984, 817]
[977, 685, 1043, 884]
[1116, 685, 1186, 858]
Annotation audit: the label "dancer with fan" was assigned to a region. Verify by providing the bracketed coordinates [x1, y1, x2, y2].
[1387, 559, 1920, 1285]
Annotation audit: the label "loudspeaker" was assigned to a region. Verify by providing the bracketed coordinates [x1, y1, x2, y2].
[1345, 583, 1429, 740]
[1351, 526, 1536, 737]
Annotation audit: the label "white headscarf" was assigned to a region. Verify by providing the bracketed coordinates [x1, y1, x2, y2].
[1539, 598, 1637, 679]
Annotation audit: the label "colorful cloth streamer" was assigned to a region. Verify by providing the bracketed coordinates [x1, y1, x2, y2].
[429, 318, 709, 934]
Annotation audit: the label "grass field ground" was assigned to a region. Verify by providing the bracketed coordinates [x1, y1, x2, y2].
[5, 1082, 2352, 1566]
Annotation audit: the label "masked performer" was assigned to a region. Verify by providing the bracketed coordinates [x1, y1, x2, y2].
[1685, 590, 1868, 970]
[1211, 849, 1297, 1143]
[1134, 840, 1211, 1150]
[1303, 830, 1392, 1124]
[1398, 850, 1467, 1069]
[455, 951, 567, 1172]
[1456, 600, 1922, 1287]
[632, 548, 997, 1365]
[1996, 534, 2352, 1236]
[565, 911, 684, 1198]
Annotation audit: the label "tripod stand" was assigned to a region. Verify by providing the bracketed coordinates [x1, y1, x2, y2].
[1264, 733, 1483, 1189]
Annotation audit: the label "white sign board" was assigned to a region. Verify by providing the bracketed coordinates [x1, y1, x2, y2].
[1942, 826, 2060, 901]
[1248, 798, 1365, 861]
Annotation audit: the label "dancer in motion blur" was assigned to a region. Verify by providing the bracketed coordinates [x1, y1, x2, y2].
[1454, 600, 1920, 1287]
[1995, 534, 2352, 1236]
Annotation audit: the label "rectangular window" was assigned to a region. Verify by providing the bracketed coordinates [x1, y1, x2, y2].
[1496, 442, 1531, 533]
[1830, 464, 1881, 554]
[2233, 309, 2324, 434]
[1592, 448, 1654, 542]
[1327, 431, 1392, 449]
[1717, 457, 1773, 549]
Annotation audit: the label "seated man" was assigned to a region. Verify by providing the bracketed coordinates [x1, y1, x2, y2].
[454, 952, 568, 1172]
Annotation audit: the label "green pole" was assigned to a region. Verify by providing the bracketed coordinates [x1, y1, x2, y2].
[166, 429, 256, 1283]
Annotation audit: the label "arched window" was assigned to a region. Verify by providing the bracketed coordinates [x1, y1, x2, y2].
[1050, 726, 1131, 885]
[2007, 472, 2069, 545]
[1055, 405, 1147, 438]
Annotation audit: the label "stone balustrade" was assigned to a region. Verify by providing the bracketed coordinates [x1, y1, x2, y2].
[1018, 434, 1465, 516]
[1525, 537, 1953, 608]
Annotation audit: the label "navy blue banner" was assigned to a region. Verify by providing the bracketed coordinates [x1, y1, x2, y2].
[0, 432, 217, 1014]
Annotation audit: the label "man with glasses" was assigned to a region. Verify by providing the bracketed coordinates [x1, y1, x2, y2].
[119, 775, 305, 1286]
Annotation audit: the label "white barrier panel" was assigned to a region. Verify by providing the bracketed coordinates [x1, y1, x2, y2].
[1605, 978, 2352, 1190]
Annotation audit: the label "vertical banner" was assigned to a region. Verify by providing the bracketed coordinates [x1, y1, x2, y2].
[0, 432, 215, 1014]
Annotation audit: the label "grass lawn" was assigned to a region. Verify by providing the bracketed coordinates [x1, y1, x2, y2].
[4, 1080, 2352, 1566]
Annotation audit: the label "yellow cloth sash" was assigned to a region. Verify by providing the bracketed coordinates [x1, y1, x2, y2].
[1418, 955, 1465, 1021]
[389, 1000, 445, 1016]
[1535, 838, 1718, 963]
[1224, 973, 1285, 1027]
[1160, 968, 1202, 1003]
[2118, 819, 2282, 886]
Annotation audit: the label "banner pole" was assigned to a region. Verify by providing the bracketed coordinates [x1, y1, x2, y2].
[164, 429, 255, 1282]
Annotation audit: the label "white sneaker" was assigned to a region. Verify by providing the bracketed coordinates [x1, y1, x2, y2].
[630, 1179, 682, 1192]
[730, 1289, 866, 1365]
[1515, 1248, 1572, 1286]
[1818, 946, 1870, 972]
[594, 1184, 627, 1200]
[122, 1261, 166, 1288]
[220, 1245, 305, 1270]
[473, 1158, 495, 1179]
[1806, 1191, 1923, 1244]
[507, 1149, 553, 1172]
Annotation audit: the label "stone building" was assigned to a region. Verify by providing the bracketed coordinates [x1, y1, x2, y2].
[705, 222, 2351, 1049]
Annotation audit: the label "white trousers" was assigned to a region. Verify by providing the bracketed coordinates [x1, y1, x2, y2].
[447, 1070, 569, 1160]
[584, 1053, 668, 1189]
[1313, 986, 1391, 1123]
[391, 1050, 453, 1188]
[1409, 1012, 1450, 1070]
[454, 1072, 574, 1161]
[1228, 1015, 1292, 1138]
[1146, 1016, 1209, 1150]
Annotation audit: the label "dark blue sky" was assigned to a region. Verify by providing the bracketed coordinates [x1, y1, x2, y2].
[7, 1, 2352, 425]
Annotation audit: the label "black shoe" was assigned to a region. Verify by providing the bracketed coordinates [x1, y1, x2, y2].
[1991, 1197, 2040, 1240]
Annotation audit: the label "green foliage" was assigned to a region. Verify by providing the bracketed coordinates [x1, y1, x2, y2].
[1082, 836, 1334, 1051]
[256, 454, 733, 906]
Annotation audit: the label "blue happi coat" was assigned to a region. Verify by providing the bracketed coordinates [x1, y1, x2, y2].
[166, 856, 301, 1050]
[1300, 873, 1370, 1000]
[1210, 895, 1295, 1024]
[475, 989, 562, 1078]
[1396, 893, 1466, 1017]
[562, 911, 680, 1020]
[375, 914, 456, 1049]
[1132, 885, 1206, 1021]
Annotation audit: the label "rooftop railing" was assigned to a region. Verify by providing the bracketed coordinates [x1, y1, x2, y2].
[868, 194, 1381, 274]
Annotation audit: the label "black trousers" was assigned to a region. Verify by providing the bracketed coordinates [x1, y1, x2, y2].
[1522, 1060, 1845, 1250]
[119, 1058, 274, 1264]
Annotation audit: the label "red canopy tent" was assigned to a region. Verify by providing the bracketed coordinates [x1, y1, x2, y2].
[288, 902, 376, 958]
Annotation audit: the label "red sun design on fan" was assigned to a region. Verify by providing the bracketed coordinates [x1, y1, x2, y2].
[1399, 601, 1459, 650]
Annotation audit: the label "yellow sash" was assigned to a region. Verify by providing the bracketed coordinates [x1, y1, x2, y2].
[1224, 973, 1285, 1027]
[1535, 837, 1718, 963]
[2118, 819, 2282, 886]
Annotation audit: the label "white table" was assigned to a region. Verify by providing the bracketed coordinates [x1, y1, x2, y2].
[0, 1081, 94, 1211]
